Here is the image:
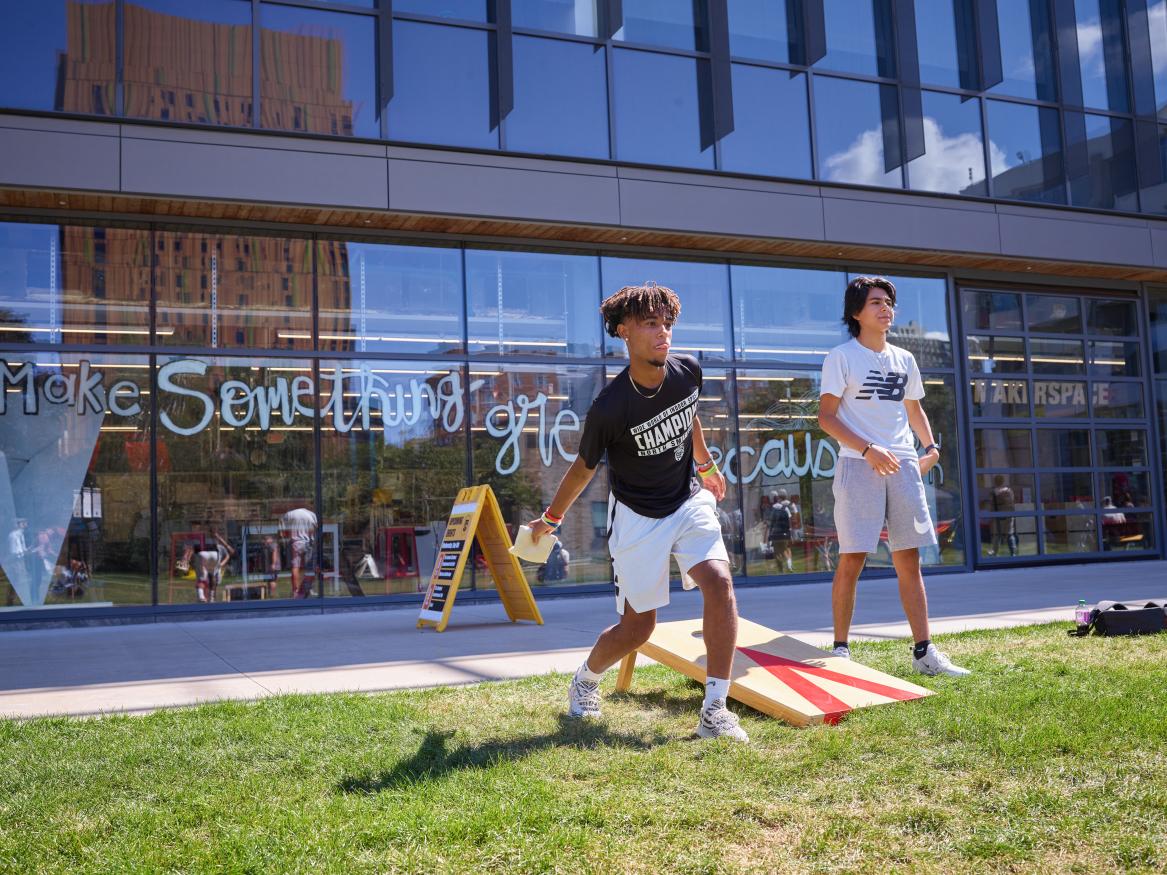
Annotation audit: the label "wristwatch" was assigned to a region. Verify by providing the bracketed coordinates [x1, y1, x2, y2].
[923, 443, 940, 455]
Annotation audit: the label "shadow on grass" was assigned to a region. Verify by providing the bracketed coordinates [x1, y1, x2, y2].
[339, 716, 670, 794]
[613, 687, 700, 717]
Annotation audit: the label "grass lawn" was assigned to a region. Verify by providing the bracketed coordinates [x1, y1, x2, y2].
[1, 624, 1164, 874]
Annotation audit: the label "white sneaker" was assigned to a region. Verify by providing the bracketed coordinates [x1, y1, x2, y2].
[912, 643, 971, 677]
[697, 700, 749, 743]
[567, 676, 602, 718]
[830, 645, 851, 660]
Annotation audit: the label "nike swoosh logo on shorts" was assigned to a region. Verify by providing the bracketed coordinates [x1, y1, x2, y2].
[913, 517, 932, 534]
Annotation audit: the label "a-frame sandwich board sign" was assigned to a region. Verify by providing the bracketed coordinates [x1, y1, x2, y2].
[417, 485, 544, 632]
[616, 618, 932, 726]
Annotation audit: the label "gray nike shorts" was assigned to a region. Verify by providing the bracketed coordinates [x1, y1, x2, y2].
[832, 457, 938, 555]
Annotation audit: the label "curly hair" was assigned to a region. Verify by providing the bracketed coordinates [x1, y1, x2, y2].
[842, 275, 897, 338]
[600, 282, 682, 338]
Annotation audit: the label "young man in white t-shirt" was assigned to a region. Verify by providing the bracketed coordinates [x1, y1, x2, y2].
[818, 276, 970, 677]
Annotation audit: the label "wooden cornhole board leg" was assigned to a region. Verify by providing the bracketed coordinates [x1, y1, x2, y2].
[614, 618, 933, 727]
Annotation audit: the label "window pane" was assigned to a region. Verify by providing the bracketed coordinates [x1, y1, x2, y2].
[316, 240, 464, 355]
[1040, 472, 1094, 509]
[156, 356, 317, 604]
[820, 0, 895, 77]
[0, 223, 151, 346]
[1101, 512, 1154, 551]
[466, 249, 601, 357]
[1026, 294, 1081, 333]
[1096, 428, 1147, 467]
[0, 1, 116, 114]
[978, 474, 1035, 511]
[601, 257, 730, 360]
[320, 361, 467, 596]
[1139, 126, 1167, 215]
[1043, 514, 1097, 553]
[967, 335, 1026, 374]
[914, 0, 969, 88]
[509, 37, 609, 159]
[1072, 0, 1127, 111]
[1092, 381, 1143, 418]
[1036, 429, 1091, 467]
[394, 0, 489, 22]
[513, 0, 598, 35]
[988, 0, 1057, 101]
[0, 354, 151, 610]
[730, 265, 847, 363]
[471, 366, 612, 587]
[1033, 379, 1087, 417]
[735, 370, 840, 576]
[986, 101, 1065, 204]
[862, 273, 952, 368]
[389, 21, 498, 149]
[814, 76, 903, 188]
[1089, 341, 1139, 377]
[1088, 299, 1137, 336]
[615, 0, 708, 51]
[974, 428, 1033, 468]
[962, 290, 1022, 332]
[918, 375, 966, 567]
[728, 0, 792, 63]
[720, 66, 811, 178]
[979, 514, 1038, 558]
[1067, 114, 1138, 211]
[259, 4, 377, 138]
[909, 91, 987, 197]
[1151, 0, 1167, 117]
[154, 229, 314, 351]
[971, 378, 1030, 418]
[613, 50, 714, 169]
[1099, 472, 1151, 509]
[124, 0, 253, 126]
[1153, 293, 1167, 373]
[1030, 339, 1085, 374]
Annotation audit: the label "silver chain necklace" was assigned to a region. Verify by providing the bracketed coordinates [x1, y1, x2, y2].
[863, 342, 892, 381]
[629, 372, 665, 399]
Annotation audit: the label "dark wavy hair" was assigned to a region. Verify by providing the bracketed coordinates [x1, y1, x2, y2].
[842, 276, 897, 338]
[600, 282, 682, 338]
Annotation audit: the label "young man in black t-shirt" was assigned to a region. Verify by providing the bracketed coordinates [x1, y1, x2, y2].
[528, 282, 747, 742]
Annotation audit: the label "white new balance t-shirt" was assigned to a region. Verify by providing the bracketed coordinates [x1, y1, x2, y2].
[820, 338, 925, 461]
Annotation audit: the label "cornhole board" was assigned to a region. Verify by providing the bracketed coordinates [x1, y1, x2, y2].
[417, 485, 544, 632]
[615, 618, 932, 726]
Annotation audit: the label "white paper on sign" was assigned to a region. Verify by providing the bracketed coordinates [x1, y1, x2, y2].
[508, 525, 557, 564]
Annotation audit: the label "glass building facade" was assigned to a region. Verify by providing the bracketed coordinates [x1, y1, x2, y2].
[1, 0, 1165, 621]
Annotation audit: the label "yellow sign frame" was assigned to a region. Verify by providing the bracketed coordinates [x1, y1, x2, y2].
[417, 485, 544, 632]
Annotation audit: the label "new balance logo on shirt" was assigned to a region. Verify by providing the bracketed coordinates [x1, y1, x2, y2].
[856, 370, 908, 402]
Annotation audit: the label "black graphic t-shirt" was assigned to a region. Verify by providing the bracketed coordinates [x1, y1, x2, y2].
[578, 354, 703, 518]
[819, 338, 924, 461]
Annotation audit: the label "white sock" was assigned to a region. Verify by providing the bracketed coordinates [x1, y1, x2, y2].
[575, 661, 604, 684]
[704, 676, 731, 709]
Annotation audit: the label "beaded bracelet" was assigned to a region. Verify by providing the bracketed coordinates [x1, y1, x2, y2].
[541, 509, 563, 529]
[696, 460, 720, 480]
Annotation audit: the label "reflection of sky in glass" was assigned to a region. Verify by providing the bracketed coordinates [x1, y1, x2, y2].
[513, 0, 598, 36]
[0, 1, 115, 112]
[509, 37, 609, 159]
[986, 101, 1065, 204]
[613, 50, 714, 169]
[1072, 0, 1127, 111]
[988, 0, 1056, 101]
[389, 21, 498, 149]
[820, 0, 893, 77]
[600, 257, 730, 360]
[908, 91, 989, 197]
[914, 0, 961, 88]
[394, 0, 488, 22]
[720, 66, 810, 179]
[1068, 113, 1137, 211]
[813, 76, 902, 188]
[730, 266, 846, 363]
[615, 0, 707, 51]
[1152, 1, 1167, 116]
[261, 4, 377, 138]
[727, 0, 790, 63]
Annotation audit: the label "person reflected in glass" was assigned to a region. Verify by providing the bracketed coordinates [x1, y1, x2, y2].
[527, 282, 747, 742]
[989, 475, 1018, 557]
[1101, 496, 1127, 550]
[5, 518, 30, 606]
[819, 276, 970, 677]
[280, 506, 318, 599]
[262, 535, 281, 597]
[767, 488, 794, 573]
[180, 527, 234, 603]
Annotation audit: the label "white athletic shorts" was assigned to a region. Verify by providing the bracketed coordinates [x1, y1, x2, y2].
[609, 488, 730, 615]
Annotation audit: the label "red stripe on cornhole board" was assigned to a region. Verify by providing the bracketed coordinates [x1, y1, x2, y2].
[737, 646, 851, 724]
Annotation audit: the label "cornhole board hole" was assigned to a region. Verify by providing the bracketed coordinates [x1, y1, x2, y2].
[615, 618, 933, 727]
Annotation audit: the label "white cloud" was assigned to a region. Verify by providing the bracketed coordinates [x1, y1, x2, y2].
[821, 127, 891, 186]
[909, 117, 998, 193]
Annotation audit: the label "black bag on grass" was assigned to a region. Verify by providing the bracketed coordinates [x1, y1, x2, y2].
[1087, 600, 1166, 636]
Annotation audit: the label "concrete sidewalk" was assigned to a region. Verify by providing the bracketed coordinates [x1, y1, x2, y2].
[1, 560, 1163, 719]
